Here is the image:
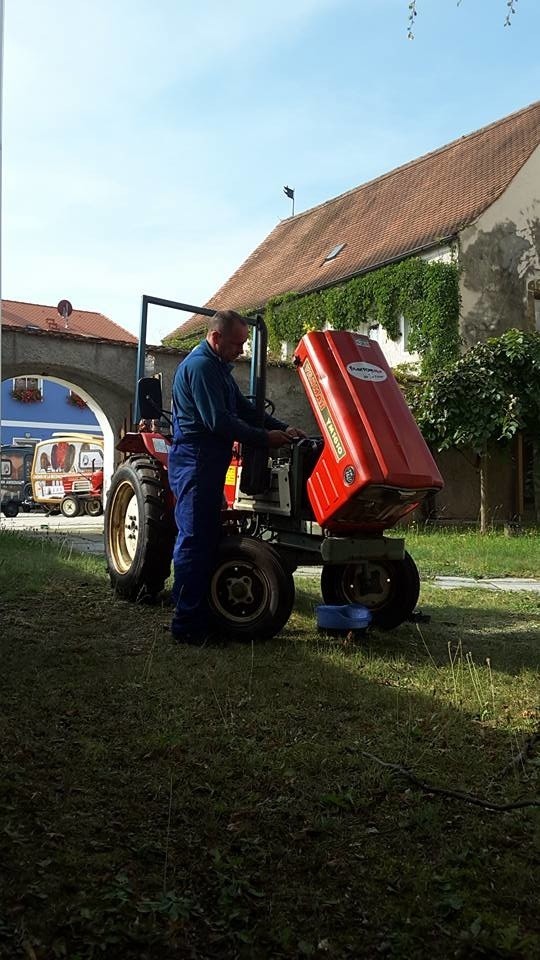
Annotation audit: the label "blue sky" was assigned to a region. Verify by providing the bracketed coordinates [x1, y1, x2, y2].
[3, 0, 539, 342]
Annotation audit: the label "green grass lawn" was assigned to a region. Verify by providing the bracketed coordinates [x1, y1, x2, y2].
[394, 525, 540, 579]
[0, 532, 539, 959]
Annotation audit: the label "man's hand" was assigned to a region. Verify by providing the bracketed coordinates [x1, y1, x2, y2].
[285, 426, 308, 440]
[267, 429, 293, 448]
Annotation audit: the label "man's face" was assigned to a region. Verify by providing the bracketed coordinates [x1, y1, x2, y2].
[213, 321, 249, 362]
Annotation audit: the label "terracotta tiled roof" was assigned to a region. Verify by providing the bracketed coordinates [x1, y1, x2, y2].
[167, 100, 540, 340]
[1, 299, 138, 343]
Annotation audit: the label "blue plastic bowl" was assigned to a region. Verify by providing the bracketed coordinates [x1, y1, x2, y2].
[315, 603, 372, 631]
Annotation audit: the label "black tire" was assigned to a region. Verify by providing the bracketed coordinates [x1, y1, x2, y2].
[85, 498, 103, 517]
[2, 501, 19, 518]
[209, 536, 295, 641]
[61, 495, 80, 518]
[105, 455, 176, 601]
[320, 551, 420, 630]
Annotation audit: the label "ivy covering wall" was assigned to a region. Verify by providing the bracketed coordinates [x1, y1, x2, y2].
[166, 257, 461, 375]
[264, 258, 460, 374]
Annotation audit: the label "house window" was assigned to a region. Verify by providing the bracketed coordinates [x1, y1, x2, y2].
[400, 316, 410, 351]
[11, 376, 43, 403]
[323, 242, 346, 262]
[13, 376, 42, 393]
[12, 437, 40, 448]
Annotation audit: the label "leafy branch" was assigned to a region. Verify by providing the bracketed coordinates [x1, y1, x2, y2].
[408, 1, 518, 40]
[363, 751, 539, 811]
[409, 328, 540, 452]
[505, 0, 519, 28]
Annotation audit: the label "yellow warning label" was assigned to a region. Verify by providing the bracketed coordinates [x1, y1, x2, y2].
[303, 360, 346, 461]
[225, 465, 237, 486]
[303, 359, 325, 410]
[321, 408, 346, 461]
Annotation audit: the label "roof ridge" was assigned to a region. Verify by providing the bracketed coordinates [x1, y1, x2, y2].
[2, 298, 138, 342]
[280, 99, 540, 225]
[103, 318, 139, 339]
[2, 297, 104, 316]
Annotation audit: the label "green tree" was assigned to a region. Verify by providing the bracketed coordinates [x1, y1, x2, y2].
[410, 329, 540, 530]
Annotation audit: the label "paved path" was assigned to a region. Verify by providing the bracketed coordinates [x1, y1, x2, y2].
[432, 575, 540, 593]
[2, 516, 539, 590]
[294, 567, 540, 592]
[0, 513, 105, 555]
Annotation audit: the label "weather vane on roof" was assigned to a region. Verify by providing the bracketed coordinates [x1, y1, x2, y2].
[283, 185, 295, 217]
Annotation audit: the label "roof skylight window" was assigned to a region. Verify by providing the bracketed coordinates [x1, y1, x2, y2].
[324, 242, 346, 262]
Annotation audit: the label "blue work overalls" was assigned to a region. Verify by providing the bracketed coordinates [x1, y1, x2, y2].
[168, 338, 284, 637]
[168, 433, 231, 636]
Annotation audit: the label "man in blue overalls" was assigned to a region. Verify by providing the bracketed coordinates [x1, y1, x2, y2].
[169, 310, 305, 645]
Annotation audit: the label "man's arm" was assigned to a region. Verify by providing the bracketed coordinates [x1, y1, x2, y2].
[234, 387, 288, 432]
[234, 382, 308, 441]
[187, 361, 270, 446]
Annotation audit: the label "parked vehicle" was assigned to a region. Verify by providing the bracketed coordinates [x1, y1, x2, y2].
[1, 445, 34, 517]
[104, 297, 444, 639]
[31, 434, 104, 517]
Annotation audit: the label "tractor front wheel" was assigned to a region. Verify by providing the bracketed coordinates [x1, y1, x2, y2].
[209, 537, 295, 641]
[61, 495, 80, 518]
[320, 551, 420, 630]
[105, 455, 176, 601]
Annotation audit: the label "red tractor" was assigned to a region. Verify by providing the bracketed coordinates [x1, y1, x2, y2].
[104, 297, 443, 639]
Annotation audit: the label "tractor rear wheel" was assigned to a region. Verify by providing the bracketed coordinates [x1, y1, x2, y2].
[85, 498, 103, 517]
[320, 551, 420, 630]
[105, 455, 176, 601]
[209, 537, 295, 641]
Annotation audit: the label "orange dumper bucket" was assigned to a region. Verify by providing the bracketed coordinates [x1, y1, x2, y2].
[294, 331, 443, 534]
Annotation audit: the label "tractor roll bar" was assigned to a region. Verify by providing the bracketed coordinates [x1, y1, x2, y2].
[135, 295, 267, 425]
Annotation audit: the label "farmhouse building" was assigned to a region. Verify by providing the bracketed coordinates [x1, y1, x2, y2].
[168, 100, 540, 359]
[166, 101, 540, 523]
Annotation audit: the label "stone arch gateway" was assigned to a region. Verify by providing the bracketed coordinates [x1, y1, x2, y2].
[2, 327, 182, 498]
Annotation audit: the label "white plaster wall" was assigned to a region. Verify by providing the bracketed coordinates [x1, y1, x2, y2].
[421, 246, 455, 265]
[459, 143, 540, 341]
[370, 319, 415, 369]
[463, 143, 540, 249]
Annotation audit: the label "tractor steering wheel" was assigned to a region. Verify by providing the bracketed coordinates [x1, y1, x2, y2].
[246, 395, 276, 417]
